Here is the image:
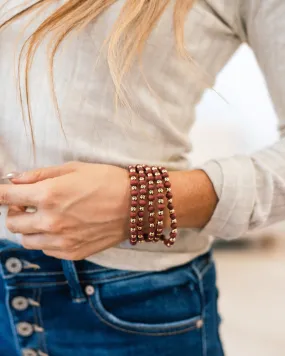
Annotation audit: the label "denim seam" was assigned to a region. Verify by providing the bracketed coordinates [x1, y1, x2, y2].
[0, 262, 22, 356]
[3, 268, 109, 279]
[200, 261, 214, 279]
[33, 289, 42, 352]
[4, 271, 148, 285]
[88, 298, 201, 337]
[80, 271, 151, 285]
[4, 271, 65, 279]
[36, 288, 49, 355]
[7, 281, 69, 289]
[192, 264, 207, 356]
[77, 268, 108, 274]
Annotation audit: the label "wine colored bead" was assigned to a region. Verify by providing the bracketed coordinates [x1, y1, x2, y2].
[164, 181, 171, 188]
[167, 203, 174, 210]
[157, 193, 164, 199]
[148, 217, 155, 223]
[163, 240, 172, 247]
[138, 211, 144, 218]
[166, 192, 173, 199]
[148, 195, 155, 201]
[156, 183, 164, 189]
[131, 201, 138, 207]
[137, 222, 144, 227]
[162, 172, 169, 178]
[157, 216, 164, 222]
[170, 232, 177, 238]
[148, 206, 155, 212]
[170, 213, 176, 220]
[131, 180, 138, 186]
[139, 200, 146, 206]
[148, 184, 155, 190]
[131, 190, 138, 196]
[130, 240, 137, 246]
[130, 212, 137, 218]
[158, 204, 165, 210]
[129, 223, 137, 229]
[171, 223, 178, 229]
[140, 189, 147, 195]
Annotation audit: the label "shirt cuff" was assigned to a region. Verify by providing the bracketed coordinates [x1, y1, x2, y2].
[197, 156, 256, 239]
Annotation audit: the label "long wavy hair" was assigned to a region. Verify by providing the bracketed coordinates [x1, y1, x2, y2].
[0, 0, 196, 146]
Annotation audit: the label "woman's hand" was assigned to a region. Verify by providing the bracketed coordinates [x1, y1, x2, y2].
[3, 162, 130, 260]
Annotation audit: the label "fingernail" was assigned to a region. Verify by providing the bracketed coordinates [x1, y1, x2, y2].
[25, 206, 37, 213]
[2, 172, 22, 180]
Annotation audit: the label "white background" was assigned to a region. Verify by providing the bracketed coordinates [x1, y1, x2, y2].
[191, 44, 279, 165]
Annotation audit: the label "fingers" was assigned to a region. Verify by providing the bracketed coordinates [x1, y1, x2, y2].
[42, 235, 118, 260]
[11, 162, 77, 184]
[7, 210, 43, 234]
[21, 234, 82, 251]
[0, 184, 40, 206]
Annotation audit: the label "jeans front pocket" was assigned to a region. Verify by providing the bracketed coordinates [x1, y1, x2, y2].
[87, 263, 204, 336]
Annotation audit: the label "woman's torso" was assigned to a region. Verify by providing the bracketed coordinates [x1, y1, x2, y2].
[0, 0, 241, 271]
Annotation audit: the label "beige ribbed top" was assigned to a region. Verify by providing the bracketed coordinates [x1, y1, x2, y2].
[0, 0, 285, 271]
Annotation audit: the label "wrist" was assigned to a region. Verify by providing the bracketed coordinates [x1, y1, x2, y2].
[167, 170, 218, 229]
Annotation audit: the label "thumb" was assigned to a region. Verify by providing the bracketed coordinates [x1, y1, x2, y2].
[10, 162, 77, 184]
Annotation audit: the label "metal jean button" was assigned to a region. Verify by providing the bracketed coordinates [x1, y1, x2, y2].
[11, 297, 29, 311]
[85, 285, 95, 296]
[22, 349, 37, 356]
[16, 322, 33, 337]
[5, 258, 22, 274]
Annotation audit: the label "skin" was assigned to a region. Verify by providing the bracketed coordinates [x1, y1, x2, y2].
[0, 162, 218, 260]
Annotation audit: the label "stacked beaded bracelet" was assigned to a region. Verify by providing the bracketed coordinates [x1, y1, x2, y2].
[151, 166, 165, 242]
[144, 166, 156, 242]
[136, 165, 147, 243]
[158, 167, 177, 247]
[129, 167, 139, 246]
[128, 165, 177, 247]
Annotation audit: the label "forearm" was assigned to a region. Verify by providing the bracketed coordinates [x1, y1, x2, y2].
[176, 137, 285, 240]
[167, 170, 218, 229]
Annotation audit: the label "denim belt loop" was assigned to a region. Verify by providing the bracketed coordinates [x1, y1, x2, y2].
[61, 260, 86, 303]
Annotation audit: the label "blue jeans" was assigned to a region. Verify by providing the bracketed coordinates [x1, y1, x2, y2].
[0, 240, 224, 356]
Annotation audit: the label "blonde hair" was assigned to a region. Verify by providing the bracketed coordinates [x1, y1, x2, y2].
[0, 0, 196, 146]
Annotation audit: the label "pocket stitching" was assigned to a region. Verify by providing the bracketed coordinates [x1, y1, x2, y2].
[88, 298, 202, 336]
[88, 287, 202, 336]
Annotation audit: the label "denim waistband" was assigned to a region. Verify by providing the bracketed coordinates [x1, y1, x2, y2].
[0, 239, 212, 302]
